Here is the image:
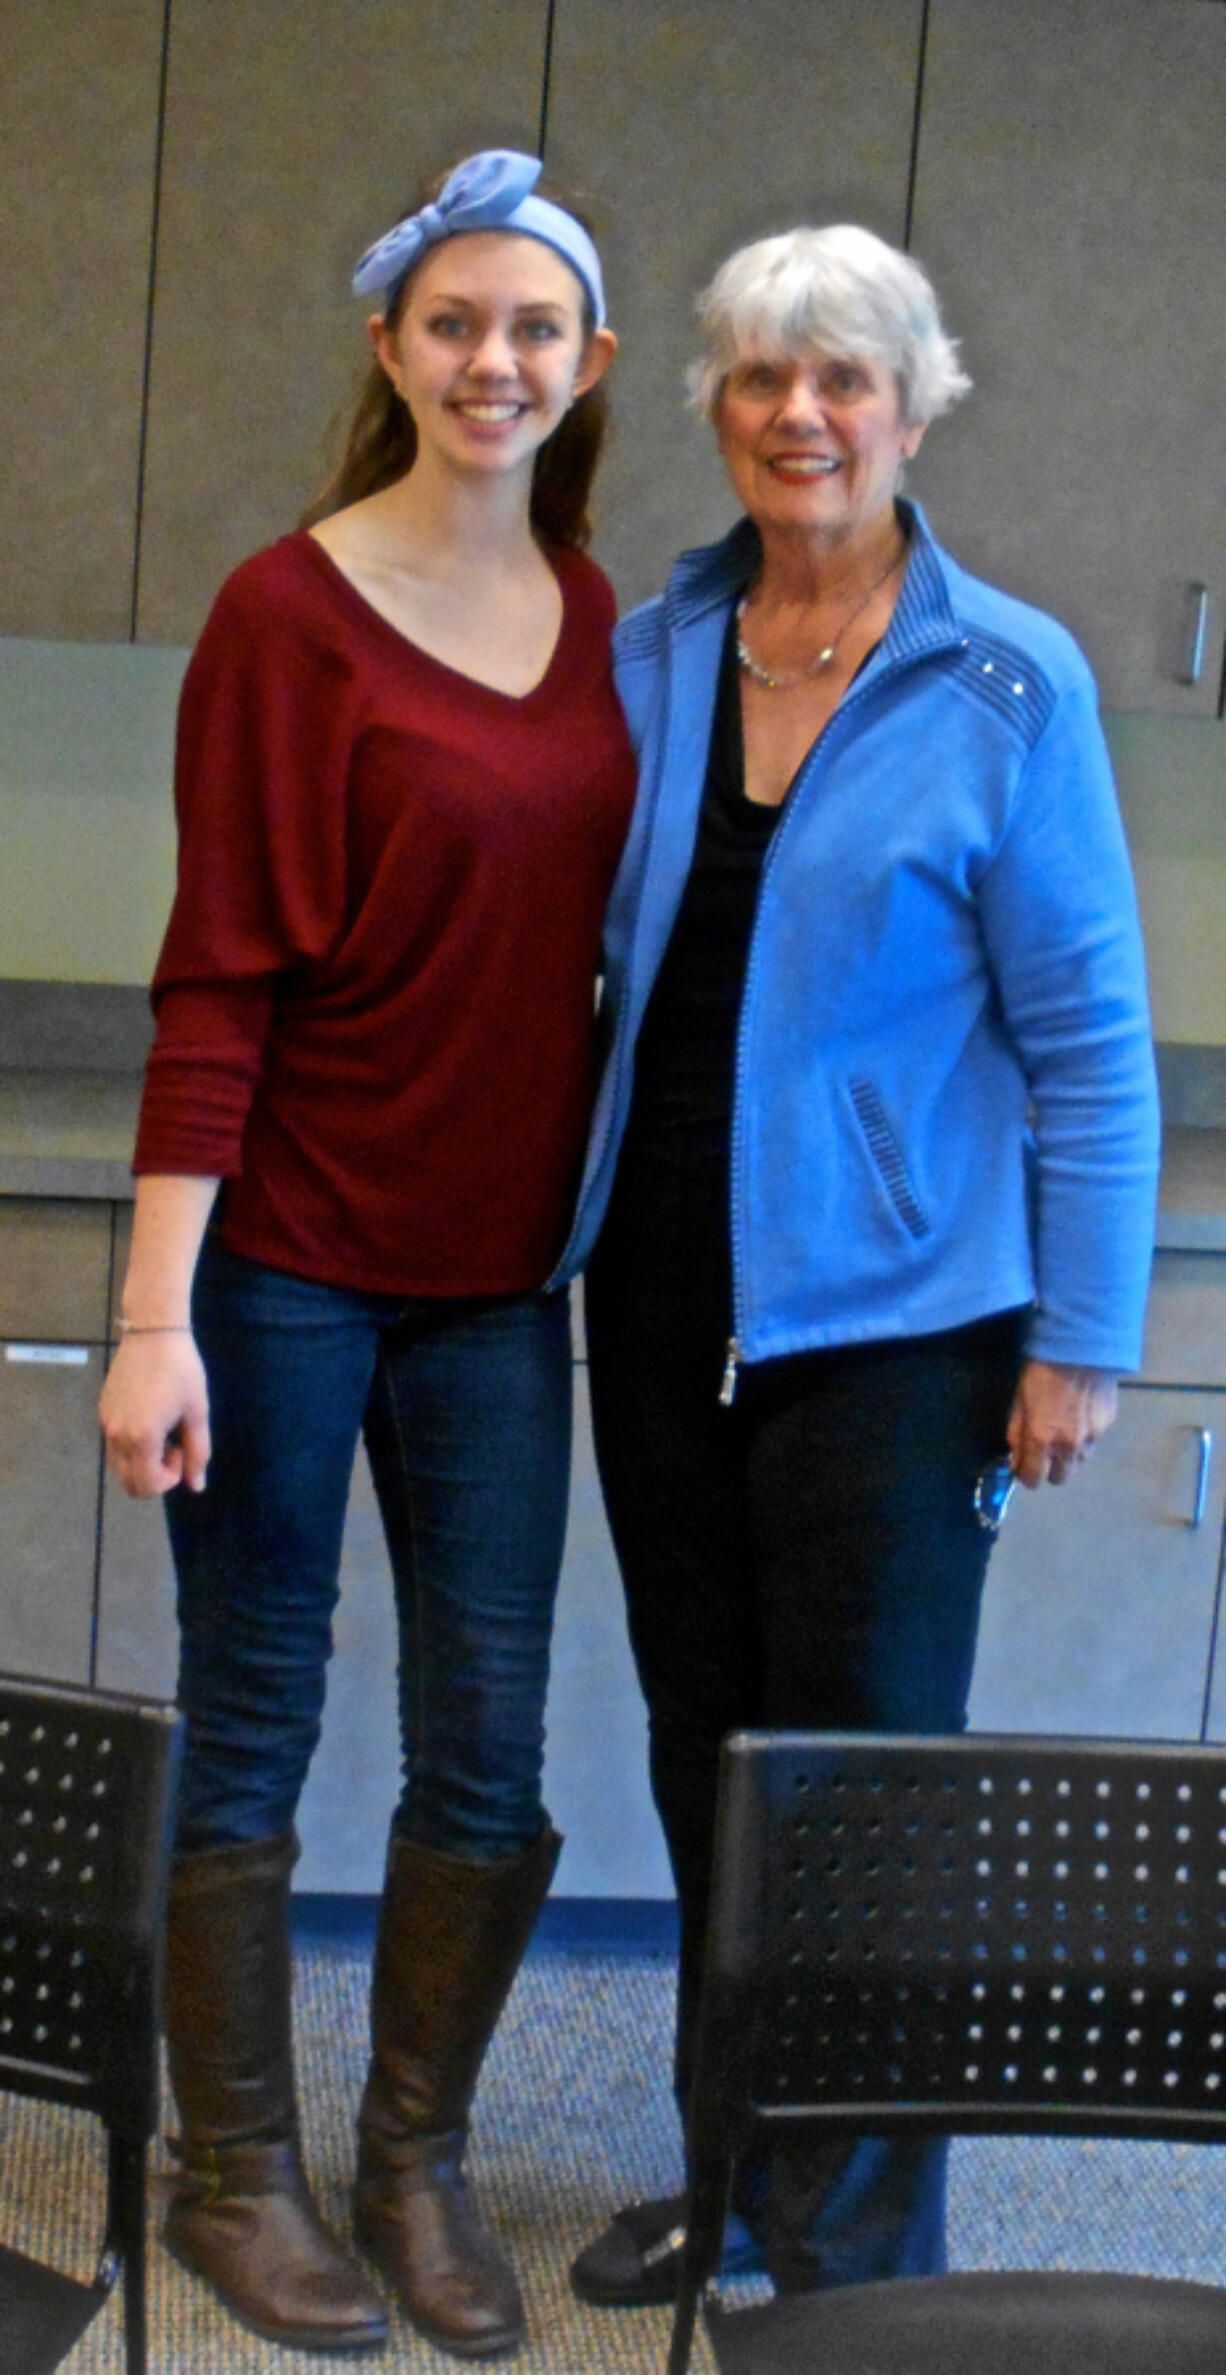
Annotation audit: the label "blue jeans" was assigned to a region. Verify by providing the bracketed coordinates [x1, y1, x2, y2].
[166, 1236, 572, 1859]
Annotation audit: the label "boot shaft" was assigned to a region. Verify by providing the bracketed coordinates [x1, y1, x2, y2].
[165, 1828, 300, 2148]
[362, 1823, 561, 2143]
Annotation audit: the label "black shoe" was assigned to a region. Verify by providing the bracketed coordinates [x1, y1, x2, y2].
[570, 2196, 689, 2306]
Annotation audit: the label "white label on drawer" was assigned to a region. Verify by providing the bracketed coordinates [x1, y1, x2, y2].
[5, 1344, 91, 1366]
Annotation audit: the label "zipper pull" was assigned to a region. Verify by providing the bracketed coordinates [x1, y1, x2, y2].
[719, 1337, 740, 1406]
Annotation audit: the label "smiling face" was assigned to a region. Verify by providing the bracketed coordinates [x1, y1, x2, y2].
[374, 230, 615, 483]
[713, 348, 925, 552]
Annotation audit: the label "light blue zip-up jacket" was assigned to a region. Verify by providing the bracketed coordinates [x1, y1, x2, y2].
[554, 502, 1160, 1377]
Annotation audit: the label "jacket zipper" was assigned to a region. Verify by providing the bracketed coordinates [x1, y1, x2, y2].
[723, 637, 952, 1401]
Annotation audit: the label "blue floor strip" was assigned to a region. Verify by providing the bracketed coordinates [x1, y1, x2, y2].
[291, 1892, 679, 1957]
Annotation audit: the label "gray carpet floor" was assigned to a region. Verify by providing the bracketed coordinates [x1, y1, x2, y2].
[4, 1926, 1226, 2371]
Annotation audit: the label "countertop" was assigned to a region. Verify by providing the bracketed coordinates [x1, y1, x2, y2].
[2, 1067, 1226, 1252]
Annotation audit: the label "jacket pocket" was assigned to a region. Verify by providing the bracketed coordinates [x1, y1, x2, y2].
[848, 1078, 931, 1241]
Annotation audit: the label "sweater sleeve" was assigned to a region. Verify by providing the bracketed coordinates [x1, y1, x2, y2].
[134, 549, 359, 1178]
[974, 670, 1160, 1372]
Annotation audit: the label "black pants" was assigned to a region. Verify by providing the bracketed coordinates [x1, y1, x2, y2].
[586, 1136, 1026, 2286]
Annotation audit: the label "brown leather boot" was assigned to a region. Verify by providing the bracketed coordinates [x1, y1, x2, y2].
[163, 1830, 387, 2353]
[353, 1823, 561, 2358]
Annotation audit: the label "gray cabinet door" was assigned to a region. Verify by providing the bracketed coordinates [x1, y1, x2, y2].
[1141, 1252, 1226, 1391]
[93, 1480, 179, 1699]
[0, 1343, 103, 1685]
[968, 1386, 1226, 1739]
[910, 0, 1226, 714]
[137, 0, 550, 643]
[96, 1201, 180, 1697]
[0, 1203, 111, 1684]
[545, 0, 924, 609]
[0, 1, 163, 637]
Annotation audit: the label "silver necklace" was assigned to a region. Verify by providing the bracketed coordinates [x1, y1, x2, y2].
[736, 541, 905, 691]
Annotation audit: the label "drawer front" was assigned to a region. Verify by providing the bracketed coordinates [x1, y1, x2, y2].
[0, 1199, 112, 1340]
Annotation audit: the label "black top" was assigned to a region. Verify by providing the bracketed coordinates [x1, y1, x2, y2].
[629, 614, 780, 1144]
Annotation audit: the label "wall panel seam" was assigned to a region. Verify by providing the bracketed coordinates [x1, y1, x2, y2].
[903, 0, 932, 250]
[537, 0, 559, 161]
[129, 0, 174, 643]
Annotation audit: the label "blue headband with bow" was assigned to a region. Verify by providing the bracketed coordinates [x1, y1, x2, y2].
[352, 149, 606, 326]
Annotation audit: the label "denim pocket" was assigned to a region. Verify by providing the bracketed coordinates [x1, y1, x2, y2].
[848, 1077, 931, 1241]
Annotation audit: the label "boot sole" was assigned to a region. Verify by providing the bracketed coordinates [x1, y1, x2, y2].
[163, 2230, 389, 2354]
[402, 2317, 523, 2361]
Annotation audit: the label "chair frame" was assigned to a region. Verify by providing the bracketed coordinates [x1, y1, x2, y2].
[668, 1728, 1226, 2375]
[0, 1670, 181, 2375]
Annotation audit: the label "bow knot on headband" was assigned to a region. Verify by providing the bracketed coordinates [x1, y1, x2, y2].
[352, 149, 606, 326]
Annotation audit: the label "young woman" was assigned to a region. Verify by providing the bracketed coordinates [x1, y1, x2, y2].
[100, 150, 628, 2361]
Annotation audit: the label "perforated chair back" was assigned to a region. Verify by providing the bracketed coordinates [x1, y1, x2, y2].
[0, 1673, 182, 2375]
[669, 1730, 1226, 2375]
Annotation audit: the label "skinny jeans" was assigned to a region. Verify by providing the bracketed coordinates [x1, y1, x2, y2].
[586, 1129, 1026, 2289]
[166, 1235, 572, 1860]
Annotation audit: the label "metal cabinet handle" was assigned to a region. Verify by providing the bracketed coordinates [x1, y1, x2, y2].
[1177, 584, 1209, 686]
[1188, 1427, 1213, 1527]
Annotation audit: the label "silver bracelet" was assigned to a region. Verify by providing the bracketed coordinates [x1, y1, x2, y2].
[116, 1319, 193, 1335]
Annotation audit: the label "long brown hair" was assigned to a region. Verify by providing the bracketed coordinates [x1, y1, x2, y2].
[303, 169, 609, 548]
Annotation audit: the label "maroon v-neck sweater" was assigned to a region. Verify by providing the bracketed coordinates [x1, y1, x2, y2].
[134, 532, 635, 1295]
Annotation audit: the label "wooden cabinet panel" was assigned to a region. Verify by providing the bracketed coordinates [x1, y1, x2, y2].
[910, 0, 1226, 714]
[137, 0, 549, 644]
[0, 1201, 111, 1342]
[968, 1385, 1226, 1739]
[545, 0, 924, 609]
[0, 1347, 103, 1685]
[0, 1, 163, 638]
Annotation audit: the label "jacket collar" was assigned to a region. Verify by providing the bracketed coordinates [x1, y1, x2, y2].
[661, 498, 965, 664]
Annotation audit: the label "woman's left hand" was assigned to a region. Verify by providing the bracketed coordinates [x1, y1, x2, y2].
[1006, 1359, 1120, 1489]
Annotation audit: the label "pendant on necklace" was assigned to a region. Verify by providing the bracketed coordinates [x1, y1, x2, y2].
[735, 535, 907, 692]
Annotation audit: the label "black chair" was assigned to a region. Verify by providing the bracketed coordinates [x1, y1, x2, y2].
[0, 1673, 182, 2375]
[669, 1729, 1226, 2375]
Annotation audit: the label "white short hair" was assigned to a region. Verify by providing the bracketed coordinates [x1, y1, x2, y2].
[689, 224, 971, 427]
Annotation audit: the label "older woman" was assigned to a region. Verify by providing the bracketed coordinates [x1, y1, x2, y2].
[558, 224, 1160, 2301]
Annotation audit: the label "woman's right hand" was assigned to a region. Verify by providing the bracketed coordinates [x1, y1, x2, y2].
[99, 1331, 212, 1498]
